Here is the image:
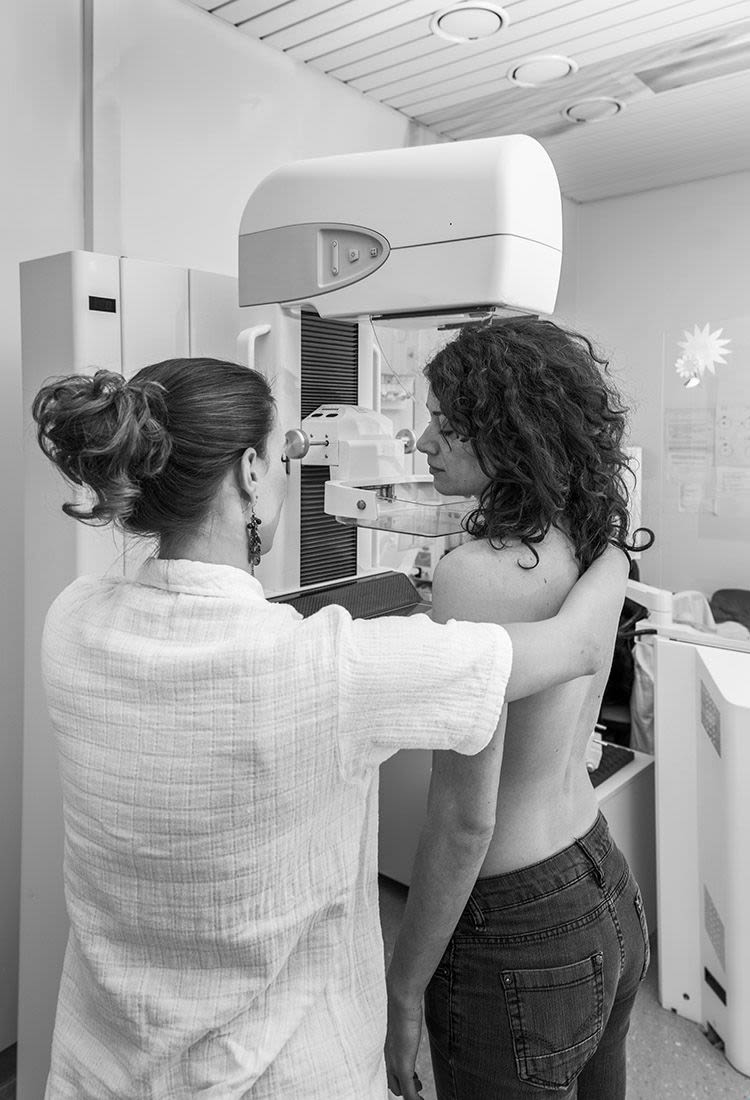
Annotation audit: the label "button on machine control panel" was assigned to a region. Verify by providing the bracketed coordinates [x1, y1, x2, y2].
[318, 226, 387, 289]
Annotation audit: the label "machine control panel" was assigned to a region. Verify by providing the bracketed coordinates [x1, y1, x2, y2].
[238, 222, 390, 306]
[317, 227, 386, 288]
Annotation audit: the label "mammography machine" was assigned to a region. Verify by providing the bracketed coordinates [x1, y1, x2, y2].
[237, 135, 562, 595]
[19, 134, 563, 1095]
[627, 581, 750, 1077]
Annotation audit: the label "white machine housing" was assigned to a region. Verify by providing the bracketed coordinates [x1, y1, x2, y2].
[239, 135, 562, 323]
[697, 648, 750, 1076]
[628, 581, 750, 1077]
[298, 404, 471, 537]
[300, 404, 407, 481]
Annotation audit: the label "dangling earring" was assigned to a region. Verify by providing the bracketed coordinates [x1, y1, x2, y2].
[246, 509, 262, 574]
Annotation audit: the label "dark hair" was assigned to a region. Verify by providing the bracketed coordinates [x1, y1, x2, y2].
[32, 357, 275, 542]
[424, 318, 652, 571]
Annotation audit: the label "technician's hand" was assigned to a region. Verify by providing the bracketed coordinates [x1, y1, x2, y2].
[385, 992, 424, 1099]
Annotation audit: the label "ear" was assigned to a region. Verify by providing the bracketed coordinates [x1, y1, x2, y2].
[237, 447, 261, 505]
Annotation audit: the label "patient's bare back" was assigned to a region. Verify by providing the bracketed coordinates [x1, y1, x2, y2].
[432, 529, 619, 875]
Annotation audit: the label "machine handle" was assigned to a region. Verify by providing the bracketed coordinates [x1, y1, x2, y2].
[236, 324, 271, 371]
[284, 429, 329, 461]
[396, 428, 417, 454]
[284, 429, 310, 461]
[625, 580, 674, 627]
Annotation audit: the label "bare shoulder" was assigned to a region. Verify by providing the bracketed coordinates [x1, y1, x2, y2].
[432, 530, 580, 625]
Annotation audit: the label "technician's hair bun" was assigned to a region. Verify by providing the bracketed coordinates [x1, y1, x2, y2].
[32, 369, 172, 525]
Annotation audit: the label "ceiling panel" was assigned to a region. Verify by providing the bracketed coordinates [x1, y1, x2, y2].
[311, 23, 438, 73]
[441, 75, 651, 140]
[210, 1, 271, 25]
[351, 0, 584, 92]
[261, 0, 421, 52]
[390, 2, 744, 113]
[568, 0, 750, 66]
[276, 1, 449, 61]
[229, 0, 399, 42]
[417, 15, 749, 128]
[354, 0, 633, 95]
[327, 36, 448, 82]
[188, 0, 750, 202]
[537, 69, 750, 200]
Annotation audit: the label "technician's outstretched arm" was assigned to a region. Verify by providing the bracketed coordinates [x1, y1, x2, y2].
[504, 542, 629, 698]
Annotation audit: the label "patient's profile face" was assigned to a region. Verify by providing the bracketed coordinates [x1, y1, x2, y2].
[417, 388, 489, 498]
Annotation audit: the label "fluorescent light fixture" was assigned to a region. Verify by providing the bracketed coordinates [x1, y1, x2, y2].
[507, 55, 578, 87]
[430, 3, 508, 43]
[637, 39, 750, 93]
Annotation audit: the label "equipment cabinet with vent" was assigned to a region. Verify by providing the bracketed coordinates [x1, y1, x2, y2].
[694, 647, 750, 1076]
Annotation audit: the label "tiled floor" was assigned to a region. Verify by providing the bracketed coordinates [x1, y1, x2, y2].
[379, 876, 750, 1100]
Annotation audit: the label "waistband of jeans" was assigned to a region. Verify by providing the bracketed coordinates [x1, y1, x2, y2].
[469, 811, 613, 911]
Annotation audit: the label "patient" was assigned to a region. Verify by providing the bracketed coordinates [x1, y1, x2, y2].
[385, 319, 653, 1100]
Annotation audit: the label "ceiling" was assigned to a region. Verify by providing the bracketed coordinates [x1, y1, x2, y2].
[188, 0, 750, 202]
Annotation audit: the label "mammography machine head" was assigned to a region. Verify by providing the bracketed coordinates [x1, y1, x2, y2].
[239, 135, 562, 326]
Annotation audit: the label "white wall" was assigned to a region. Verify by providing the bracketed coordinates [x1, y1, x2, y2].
[0, 0, 84, 1055]
[16, 1, 441, 1094]
[562, 171, 750, 593]
[90, 0, 440, 268]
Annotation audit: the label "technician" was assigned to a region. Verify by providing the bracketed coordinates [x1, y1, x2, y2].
[33, 356, 628, 1100]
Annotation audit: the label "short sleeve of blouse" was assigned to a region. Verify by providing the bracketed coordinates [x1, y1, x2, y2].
[333, 611, 513, 776]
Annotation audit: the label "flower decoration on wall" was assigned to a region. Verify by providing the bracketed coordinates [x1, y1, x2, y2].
[675, 323, 732, 388]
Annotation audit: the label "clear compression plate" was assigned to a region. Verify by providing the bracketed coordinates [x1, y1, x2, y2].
[333, 479, 473, 537]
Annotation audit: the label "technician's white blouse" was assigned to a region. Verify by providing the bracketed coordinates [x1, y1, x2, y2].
[42, 558, 511, 1099]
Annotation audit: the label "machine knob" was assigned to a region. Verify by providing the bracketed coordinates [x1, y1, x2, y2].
[396, 428, 417, 454]
[284, 429, 310, 460]
[284, 429, 330, 461]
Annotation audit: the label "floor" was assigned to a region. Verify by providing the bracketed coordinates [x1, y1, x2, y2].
[379, 876, 750, 1100]
[2, 885, 749, 1100]
[0, 1044, 15, 1100]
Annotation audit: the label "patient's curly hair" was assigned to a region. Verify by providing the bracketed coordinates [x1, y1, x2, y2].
[425, 317, 651, 571]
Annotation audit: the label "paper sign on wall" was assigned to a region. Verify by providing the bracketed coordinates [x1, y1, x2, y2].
[716, 404, 750, 467]
[665, 409, 714, 488]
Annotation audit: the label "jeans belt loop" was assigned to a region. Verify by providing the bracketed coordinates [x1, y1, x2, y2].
[575, 838, 606, 888]
[467, 894, 486, 930]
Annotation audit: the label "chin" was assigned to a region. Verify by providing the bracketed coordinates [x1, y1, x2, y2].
[431, 472, 456, 497]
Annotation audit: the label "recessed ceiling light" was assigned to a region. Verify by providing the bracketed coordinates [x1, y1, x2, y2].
[563, 97, 625, 124]
[507, 54, 578, 87]
[430, 3, 509, 43]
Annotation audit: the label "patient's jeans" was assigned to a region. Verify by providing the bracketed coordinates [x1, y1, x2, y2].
[425, 812, 649, 1099]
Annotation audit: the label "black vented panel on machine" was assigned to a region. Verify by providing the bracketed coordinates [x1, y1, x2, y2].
[300, 312, 359, 416]
[300, 312, 359, 587]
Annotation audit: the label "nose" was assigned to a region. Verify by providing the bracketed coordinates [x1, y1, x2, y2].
[417, 424, 438, 455]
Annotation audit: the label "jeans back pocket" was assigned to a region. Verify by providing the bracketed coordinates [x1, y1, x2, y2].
[502, 952, 604, 1090]
[634, 886, 651, 982]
